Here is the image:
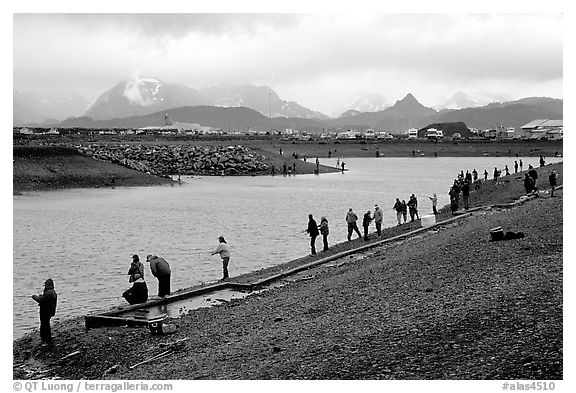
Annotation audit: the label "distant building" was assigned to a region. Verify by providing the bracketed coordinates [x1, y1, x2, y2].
[520, 119, 563, 140]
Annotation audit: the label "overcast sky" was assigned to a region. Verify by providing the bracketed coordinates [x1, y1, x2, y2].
[13, 13, 563, 114]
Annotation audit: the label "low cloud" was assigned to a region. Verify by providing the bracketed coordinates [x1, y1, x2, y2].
[13, 13, 563, 113]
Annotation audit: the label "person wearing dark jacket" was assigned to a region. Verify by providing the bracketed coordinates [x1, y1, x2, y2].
[524, 173, 535, 194]
[393, 198, 403, 226]
[345, 208, 362, 240]
[401, 200, 408, 224]
[146, 255, 171, 297]
[528, 165, 539, 190]
[305, 214, 319, 255]
[462, 180, 471, 210]
[549, 170, 558, 197]
[319, 216, 329, 251]
[407, 194, 420, 221]
[32, 278, 57, 344]
[122, 274, 148, 305]
[362, 210, 373, 241]
[128, 254, 145, 283]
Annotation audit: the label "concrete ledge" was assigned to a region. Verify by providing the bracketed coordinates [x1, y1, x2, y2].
[85, 188, 556, 329]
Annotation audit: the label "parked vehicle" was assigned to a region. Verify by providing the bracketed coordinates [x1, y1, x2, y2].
[364, 129, 376, 139]
[426, 128, 444, 140]
[407, 128, 418, 139]
[336, 131, 356, 139]
[452, 132, 462, 140]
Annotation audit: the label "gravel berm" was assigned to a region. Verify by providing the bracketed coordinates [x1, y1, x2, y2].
[13, 164, 563, 380]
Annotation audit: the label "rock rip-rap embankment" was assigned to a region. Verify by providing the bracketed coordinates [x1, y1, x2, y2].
[76, 144, 270, 177]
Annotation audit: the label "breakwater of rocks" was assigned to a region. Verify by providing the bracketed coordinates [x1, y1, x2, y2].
[75, 144, 270, 177]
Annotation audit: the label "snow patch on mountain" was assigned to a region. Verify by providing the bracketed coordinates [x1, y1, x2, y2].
[122, 75, 162, 106]
[334, 93, 390, 117]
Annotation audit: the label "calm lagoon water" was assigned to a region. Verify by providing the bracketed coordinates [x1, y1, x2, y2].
[13, 156, 559, 338]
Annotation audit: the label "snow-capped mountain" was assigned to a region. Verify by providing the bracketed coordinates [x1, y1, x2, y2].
[199, 84, 329, 120]
[435, 91, 513, 110]
[85, 76, 208, 120]
[334, 93, 390, 117]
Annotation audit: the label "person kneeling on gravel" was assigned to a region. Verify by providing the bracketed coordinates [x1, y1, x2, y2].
[122, 273, 148, 305]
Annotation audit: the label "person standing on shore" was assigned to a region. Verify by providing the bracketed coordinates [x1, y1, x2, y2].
[549, 170, 558, 197]
[146, 254, 171, 297]
[373, 205, 383, 236]
[472, 169, 478, 182]
[341, 161, 346, 173]
[211, 236, 231, 280]
[282, 163, 287, 176]
[336, 157, 340, 168]
[520, 159, 523, 171]
[428, 193, 438, 214]
[32, 278, 57, 345]
[305, 215, 319, 255]
[528, 165, 539, 191]
[462, 180, 471, 210]
[524, 173, 535, 194]
[540, 155, 546, 167]
[493, 167, 500, 182]
[319, 216, 329, 251]
[393, 198, 403, 226]
[504, 165, 510, 176]
[128, 254, 145, 283]
[484, 169, 488, 181]
[401, 200, 408, 224]
[514, 161, 519, 174]
[407, 194, 420, 222]
[122, 273, 148, 305]
[362, 210, 373, 241]
[345, 208, 361, 241]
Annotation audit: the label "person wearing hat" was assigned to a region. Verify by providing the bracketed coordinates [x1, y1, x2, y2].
[373, 205, 383, 236]
[305, 214, 320, 255]
[32, 278, 57, 344]
[146, 254, 171, 297]
[319, 216, 329, 251]
[345, 208, 361, 241]
[122, 273, 148, 305]
[211, 236, 231, 280]
[362, 210, 373, 241]
[128, 254, 145, 283]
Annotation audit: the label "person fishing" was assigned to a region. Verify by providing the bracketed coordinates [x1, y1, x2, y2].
[211, 236, 231, 280]
[428, 193, 438, 215]
[305, 214, 319, 255]
[146, 254, 171, 297]
[128, 254, 145, 283]
[32, 278, 57, 345]
[319, 216, 330, 251]
[122, 273, 148, 305]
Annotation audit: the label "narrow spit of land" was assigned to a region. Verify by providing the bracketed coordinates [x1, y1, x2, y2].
[13, 162, 563, 380]
[13, 139, 562, 193]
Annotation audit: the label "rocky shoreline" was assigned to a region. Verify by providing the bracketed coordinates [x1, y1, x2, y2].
[76, 143, 271, 177]
[13, 163, 563, 380]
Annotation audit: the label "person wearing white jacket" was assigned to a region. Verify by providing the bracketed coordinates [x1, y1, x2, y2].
[211, 236, 231, 280]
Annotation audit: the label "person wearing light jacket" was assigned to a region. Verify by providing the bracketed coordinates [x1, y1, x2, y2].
[373, 205, 383, 236]
[211, 236, 231, 280]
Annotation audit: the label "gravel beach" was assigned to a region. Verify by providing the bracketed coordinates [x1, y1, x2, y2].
[13, 162, 563, 380]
